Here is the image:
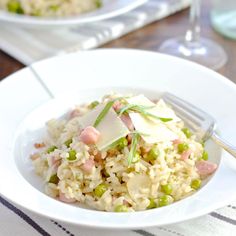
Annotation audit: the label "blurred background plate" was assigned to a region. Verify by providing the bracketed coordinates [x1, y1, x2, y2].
[0, 0, 147, 28]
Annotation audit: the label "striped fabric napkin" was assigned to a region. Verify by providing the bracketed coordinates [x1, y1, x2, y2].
[0, 195, 236, 236]
[0, 0, 190, 65]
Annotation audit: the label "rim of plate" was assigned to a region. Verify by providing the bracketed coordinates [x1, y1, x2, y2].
[1, 49, 236, 229]
[0, 0, 147, 27]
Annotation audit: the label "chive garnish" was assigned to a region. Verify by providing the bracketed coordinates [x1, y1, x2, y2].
[128, 133, 140, 165]
[93, 100, 115, 127]
[118, 104, 154, 116]
[118, 104, 172, 122]
[130, 130, 149, 136]
[93, 97, 122, 128]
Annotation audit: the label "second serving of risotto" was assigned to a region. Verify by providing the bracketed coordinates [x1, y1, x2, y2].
[0, 0, 102, 17]
[31, 93, 217, 212]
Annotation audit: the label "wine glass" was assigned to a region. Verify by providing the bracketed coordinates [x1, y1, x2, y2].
[159, 0, 227, 70]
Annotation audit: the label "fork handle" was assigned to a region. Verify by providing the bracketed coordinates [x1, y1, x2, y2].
[211, 132, 236, 158]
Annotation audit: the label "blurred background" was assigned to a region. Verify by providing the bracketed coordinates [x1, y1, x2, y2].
[0, 0, 235, 81]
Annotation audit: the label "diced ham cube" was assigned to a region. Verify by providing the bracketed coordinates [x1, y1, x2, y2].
[51, 156, 61, 170]
[196, 160, 217, 176]
[113, 101, 123, 112]
[79, 126, 100, 145]
[59, 192, 76, 203]
[120, 114, 134, 131]
[123, 199, 130, 206]
[181, 150, 192, 161]
[172, 139, 182, 145]
[81, 158, 95, 173]
[70, 109, 80, 119]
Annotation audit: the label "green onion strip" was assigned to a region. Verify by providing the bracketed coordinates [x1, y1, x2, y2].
[118, 104, 172, 122]
[128, 133, 140, 165]
[93, 97, 122, 127]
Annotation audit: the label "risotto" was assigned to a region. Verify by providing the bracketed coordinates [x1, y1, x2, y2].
[0, 0, 102, 17]
[31, 93, 217, 212]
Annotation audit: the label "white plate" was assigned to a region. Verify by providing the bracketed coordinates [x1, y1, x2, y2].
[0, 49, 236, 229]
[0, 0, 147, 28]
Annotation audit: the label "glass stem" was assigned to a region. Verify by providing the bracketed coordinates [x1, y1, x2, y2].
[185, 0, 201, 43]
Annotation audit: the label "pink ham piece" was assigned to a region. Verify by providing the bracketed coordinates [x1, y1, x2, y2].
[172, 139, 182, 145]
[81, 158, 95, 173]
[123, 199, 130, 206]
[113, 101, 123, 112]
[196, 160, 217, 176]
[51, 156, 61, 170]
[79, 126, 100, 145]
[69, 109, 80, 119]
[120, 114, 134, 131]
[181, 150, 192, 161]
[59, 192, 76, 203]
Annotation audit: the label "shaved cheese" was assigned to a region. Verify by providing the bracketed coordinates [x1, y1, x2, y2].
[127, 95, 179, 143]
[127, 94, 154, 107]
[78, 104, 129, 150]
[127, 94, 180, 122]
[154, 99, 180, 122]
[129, 113, 178, 143]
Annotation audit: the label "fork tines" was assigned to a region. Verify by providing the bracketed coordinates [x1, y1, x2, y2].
[162, 92, 216, 141]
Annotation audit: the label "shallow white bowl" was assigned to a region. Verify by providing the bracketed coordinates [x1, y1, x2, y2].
[0, 49, 236, 229]
[0, 0, 146, 28]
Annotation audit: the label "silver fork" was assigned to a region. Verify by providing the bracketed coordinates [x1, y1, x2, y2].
[162, 92, 236, 158]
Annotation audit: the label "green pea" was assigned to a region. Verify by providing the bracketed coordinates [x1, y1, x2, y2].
[95, 0, 102, 8]
[147, 147, 159, 161]
[182, 127, 192, 138]
[114, 205, 129, 212]
[132, 152, 140, 163]
[88, 101, 99, 109]
[64, 139, 72, 148]
[147, 198, 157, 209]
[48, 174, 59, 184]
[161, 184, 173, 195]
[191, 179, 201, 190]
[201, 150, 208, 161]
[47, 146, 57, 154]
[107, 137, 128, 150]
[94, 183, 107, 197]
[50, 5, 59, 11]
[32, 9, 42, 16]
[67, 150, 77, 161]
[7, 0, 23, 14]
[177, 143, 189, 154]
[158, 195, 172, 207]
[117, 137, 128, 150]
